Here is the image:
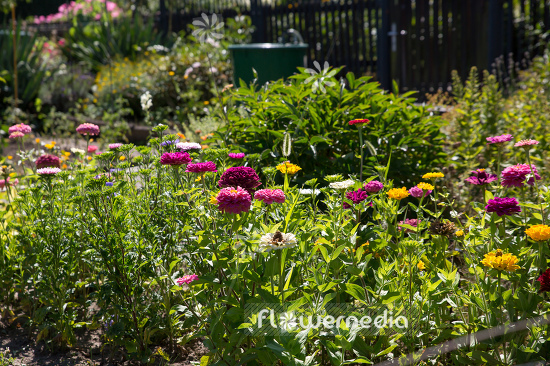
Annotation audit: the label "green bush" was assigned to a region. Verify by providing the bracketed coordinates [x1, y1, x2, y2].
[211, 68, 448, 185]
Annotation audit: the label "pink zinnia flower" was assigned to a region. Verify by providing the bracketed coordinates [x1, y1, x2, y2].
[218, 166, 261, 194]
[486, 134, 513, 144]
[364, 180, 384, 193]
[186, 161, 217, 173]
[9, 132, 24, 139]
[0, 177, 18, 190]
[76, 123, 100, 136]
[409, 186, 431, 198]
[514, 139, 539, 148]
[501, 164, 541, 188]
[36, 154, 61, 169]
[465, 169, 498, 186]
[216, 186, 252, 214]
[37, 167, 62, 175]
[176, 274, 199, 286]
[485, 197, 521, 216]
[229, 152, 246, 159]
[88, 145, 98, 153]
[160, 152, 192, 166]
[109, 143, 123, 149]
[537, 268, 550, 292]
[254, 189, 285, 204]
[8, 123, 32, 135]
[343, 188, 372, 209]
[348, 119, 370, 126]
[398, 218, 419, 233]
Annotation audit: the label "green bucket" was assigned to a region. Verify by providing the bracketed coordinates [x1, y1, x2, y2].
[228, 43, 308, 86]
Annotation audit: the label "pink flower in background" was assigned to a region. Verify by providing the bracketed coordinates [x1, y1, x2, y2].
[364, 180, 384, 193]
[9, 132, 24, 139]
[160, 152, 192, 166]
[254, 189, 285, 205]
[0, 177, 18, 190]
[409, 186, 431, 198]
[186, 161, 217, 173]
[37, 167, 62, 175]
[216, 186, 252, 214]
[343, 188, 372, 209]
[501, 164, 541, 188]
[76, 123, 100, 136]
[36, 154, 61, 169]
[398, 218, 419, 233]
[109, 143, 123, 149]
[465, 169, 498, 186]
[486, 197, 521, 216]
[9, 123, 32, 135]
[486, 134, 513, 144]
[514, 139, 539, 148]
[88, 145, 98, 153]
[218, 166, 261, 194]
[176, 274, 199, 286]
[229, 152, 245, 159]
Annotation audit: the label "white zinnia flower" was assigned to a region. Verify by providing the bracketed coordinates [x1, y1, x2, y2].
[176, 142, 202, 151]
[70, 147, 85, 155]
[140, 91, 153, 111]
[299, 189, 321, 195]
[329, 179, 355, 190]
[259, 231, 297, 252]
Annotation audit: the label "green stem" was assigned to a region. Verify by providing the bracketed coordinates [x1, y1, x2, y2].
[527, 152, 544, 224]
[358, 126, 364, 183]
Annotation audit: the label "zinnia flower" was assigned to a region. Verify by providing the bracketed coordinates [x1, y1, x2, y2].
[501, 164, 541, 188]
[387, 187, 409, 200]
[218, 166, 261, 194]
[364, 180, 384, 193]
[0, 177, 18, 190]
[514, 139, 539, 148]
[485, 197, 521, 216]
[216, 186, 252, 214]
[109, 143, 123, 150]
[176, 142, 202, 151]
[8, 123, 31, 135]
[254, 189, 285, 204]
[276, 161, 302, 175]
[422, 172, 444, 179]
[176, 274, 199, 286]
[88, 145, 98, 153]
[343, 188, 372, 209]
[160, 152, 192, 166]
[486, 134, 513, 144]
[481, 249, 520, 272]
[409, 186, 431, 198]
[398, 218, 419, 233]
[76, 123, 100, 136]
[229, 152, 245, 159]
[37, 167, 61, 175]
[465, 169, 498, 185]
[186, 161, 217, 173]
[537, 268, 550, 292]
[259, 231, 297, 251]
[9, 132, 24, 139]
[348, 119, 370, 126]
[455, 230, 464, 237]
[525, 224, 550, 242]
[36, 154, 61, 169]
[329, 180, 355, 190]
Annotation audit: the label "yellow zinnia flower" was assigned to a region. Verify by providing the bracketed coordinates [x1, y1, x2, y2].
[481, 249, 520, 272]
[455, 230, 464, 237]
[209, 196, 218, 205]
[120, 156, 126, 161]
[7, 156, 12, 160]
[422, 172, 444, 179]
[417, 261, 426, 270]
[45, 144, 54, 149]
[526, 224, 550, 242]
[387, 187, 409, 200]
[276, 161, 302, 175]
[417, 182, 435, 190]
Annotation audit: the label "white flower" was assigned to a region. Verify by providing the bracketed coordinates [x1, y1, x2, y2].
[299, 189, 321, 195]
[176, 142, 202, 151]
[259, 231, 297, 252]
[70, 147, 85, 155]
[329, 179, 355, 190]
[140, 91, 153, 111]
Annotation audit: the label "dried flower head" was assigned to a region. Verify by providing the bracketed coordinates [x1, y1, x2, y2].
[429, 220, 456, 237]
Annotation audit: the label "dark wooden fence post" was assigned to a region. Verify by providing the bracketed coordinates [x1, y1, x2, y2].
[377, 0, 391, 90]
[250, 0, 265, 43]
[488, 0, 504, 70]
[159, 0, 168, 38]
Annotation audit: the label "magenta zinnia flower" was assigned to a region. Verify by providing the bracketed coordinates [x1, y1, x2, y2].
[485, 197, 521, 216]
[176, 274, 199, 286]
[37, 167, 62, 175]
[364, 180, 384, 193]
[216, 186, 252, 214]
[254, 189, 285, 205]
[486, 134, 513, 144]
[36, 154, 61, 169]
[8, 123, 31, 135]
[0, 177, 18, 190]
[160, 152, 192, 166]
[537, 268, 550, 292]
[76, 123, 100, 136]
[88, 145, 98, 153]
[349, 119, 370, 126]
[501, 164, 541, 188]
[9, 132, 24, 139]
[408, 186, 431, 198]
[465, 169, 498, 186]
[514, 139, 539, 148]
[186, 161, 217, 173]
[109, 143, 123, 150]
[398, 218, 419, 233]
[218, 166, 261, 194]
[343, 188, 372, 209]
[229, 152, 246, 159]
